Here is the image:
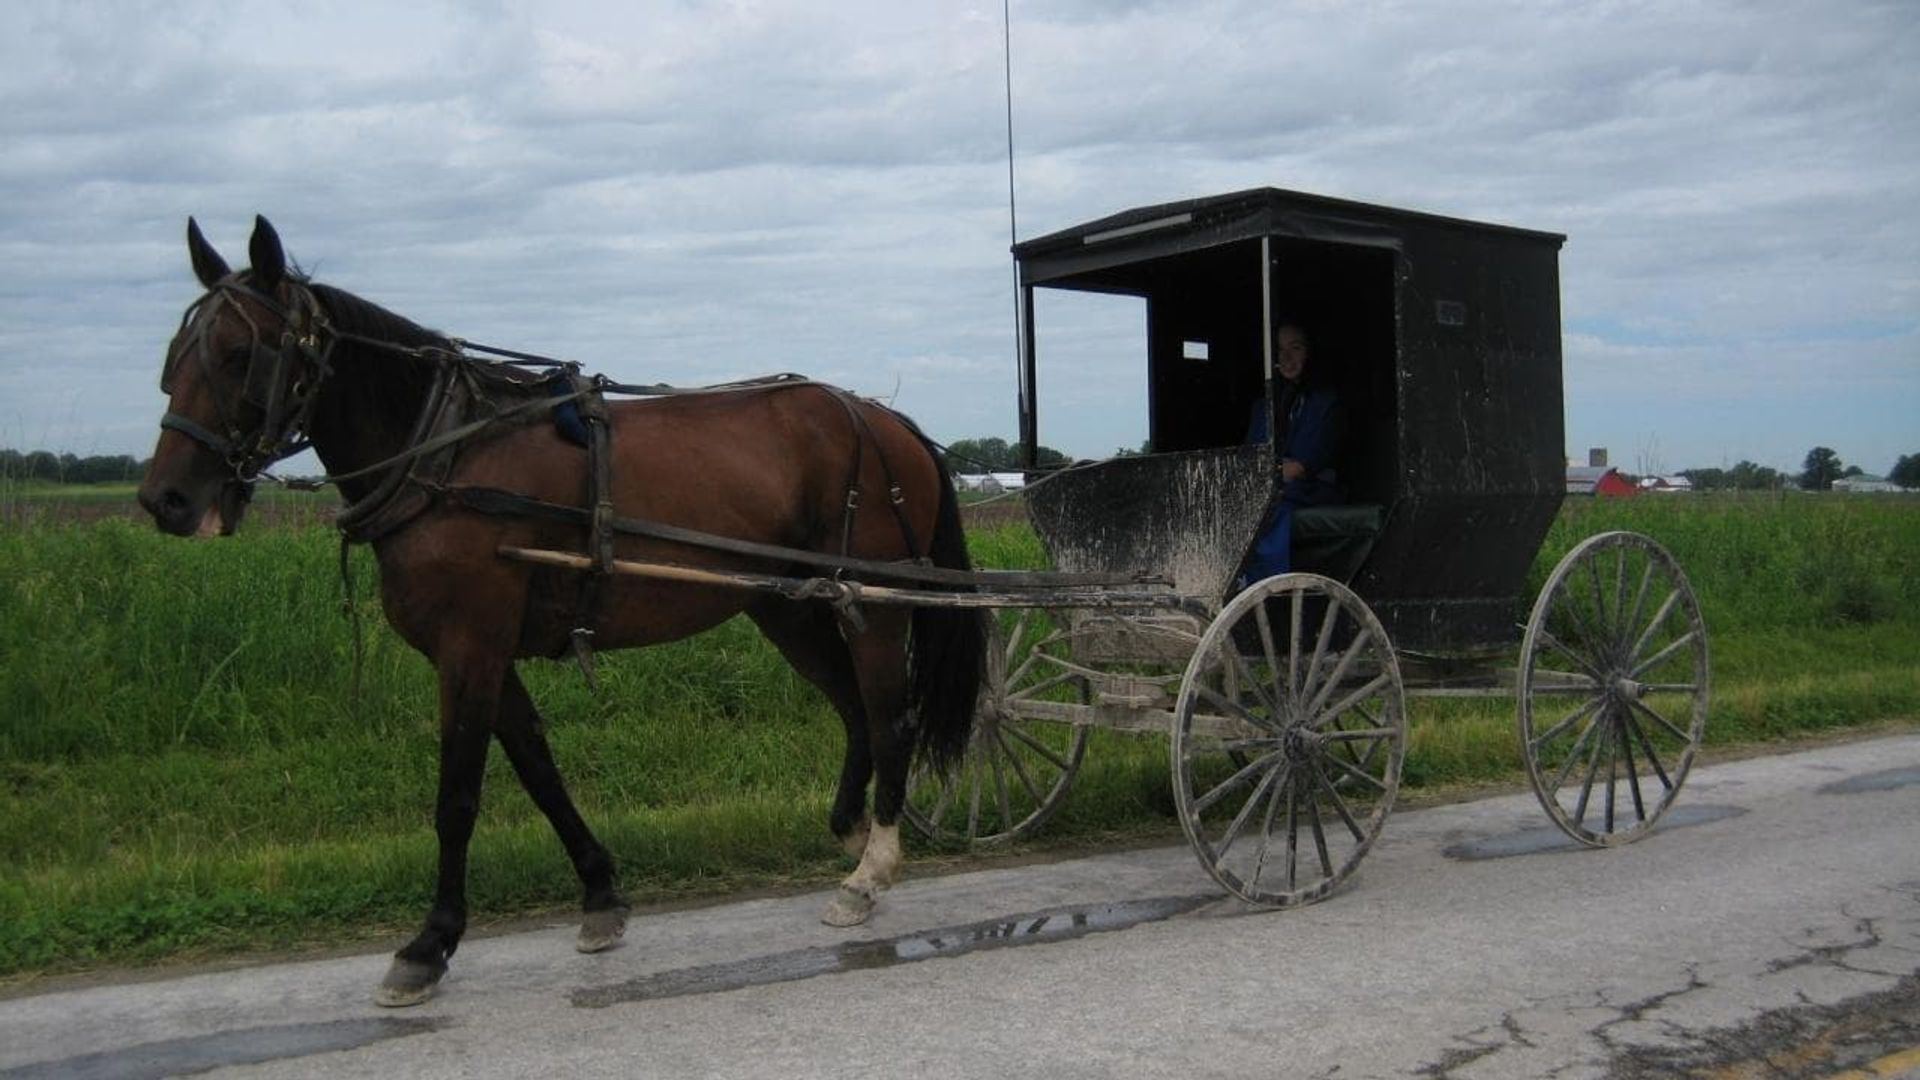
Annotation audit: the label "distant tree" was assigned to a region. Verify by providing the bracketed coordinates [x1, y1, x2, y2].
[1841, 464, 1864, 478]
[1798, 446, 1844, 491]
[1726, 460, 1784, 491]
[946, 437, 1069, 471]
[1679, 467, 1730, 491]
[946, 437, 1016, 470]
[1890, 453, 1920, 490]
[23, 451, 60, 481]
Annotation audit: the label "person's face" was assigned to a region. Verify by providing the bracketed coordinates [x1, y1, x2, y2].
[1275, 326, 1309, 382]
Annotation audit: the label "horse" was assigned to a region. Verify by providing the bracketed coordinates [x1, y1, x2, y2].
[136, 216, 987, 1007]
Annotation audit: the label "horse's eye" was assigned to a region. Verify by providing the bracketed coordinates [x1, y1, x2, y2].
[223, 347, 251, 368]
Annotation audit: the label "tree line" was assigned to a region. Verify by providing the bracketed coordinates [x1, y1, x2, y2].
[8, 440, 1916, 491]
[946, 438, 1919, 492]
[0, 449, 148, 485]
[1681, 448, 1920, 492]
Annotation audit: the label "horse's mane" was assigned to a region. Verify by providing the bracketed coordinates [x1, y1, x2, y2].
[297, 277, 450, 437]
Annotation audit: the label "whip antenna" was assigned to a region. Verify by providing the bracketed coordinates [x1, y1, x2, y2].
[1002, 0, 1024, 446]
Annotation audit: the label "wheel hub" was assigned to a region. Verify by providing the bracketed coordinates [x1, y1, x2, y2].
[1611, 676, 1646, 702]
[1281, 724, 1321, 765]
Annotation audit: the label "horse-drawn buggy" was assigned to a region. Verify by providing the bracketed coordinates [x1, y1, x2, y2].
[140, 190, 1707, 1005]
[903, 187, 1711, 906]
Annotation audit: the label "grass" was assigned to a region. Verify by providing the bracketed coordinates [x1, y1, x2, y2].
[1, 491, 1916, 980]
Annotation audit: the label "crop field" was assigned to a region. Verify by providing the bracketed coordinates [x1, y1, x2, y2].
[1, 486, 1916, 980]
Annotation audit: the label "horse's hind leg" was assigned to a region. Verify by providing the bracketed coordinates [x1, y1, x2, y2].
[749, 602, 875, 857]
[820, 611, 915, 928]
[493, 666, 629, 952]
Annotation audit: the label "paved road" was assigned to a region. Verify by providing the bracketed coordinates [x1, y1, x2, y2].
[4, 734, 1917, 1079]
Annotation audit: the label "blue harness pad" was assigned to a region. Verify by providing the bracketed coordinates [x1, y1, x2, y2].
[551, 399, 590, 447]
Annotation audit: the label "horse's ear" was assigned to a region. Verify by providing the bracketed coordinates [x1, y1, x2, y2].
[187, 217, 230, 287]
[248, 215, 286, 292]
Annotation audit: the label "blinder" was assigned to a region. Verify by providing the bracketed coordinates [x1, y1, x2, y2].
[158, 280, 330, 482]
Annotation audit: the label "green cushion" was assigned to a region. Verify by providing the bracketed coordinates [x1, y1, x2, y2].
[1292, 504, 1385, 540]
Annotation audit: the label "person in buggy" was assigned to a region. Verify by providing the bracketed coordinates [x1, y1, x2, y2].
[1242, 319, 1347, 584]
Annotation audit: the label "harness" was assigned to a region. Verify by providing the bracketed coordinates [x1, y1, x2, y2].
[160, 279, 939, 679]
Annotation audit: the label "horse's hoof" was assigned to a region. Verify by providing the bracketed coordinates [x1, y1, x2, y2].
[374, 958, 444, 1008]
[577, 906, 629, 954]
[820, 886, 875, 927]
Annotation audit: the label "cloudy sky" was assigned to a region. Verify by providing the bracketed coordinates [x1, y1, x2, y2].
[2, 0, 1914, 477]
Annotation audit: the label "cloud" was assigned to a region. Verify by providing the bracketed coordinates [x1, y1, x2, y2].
[0, 0, 1913, 477]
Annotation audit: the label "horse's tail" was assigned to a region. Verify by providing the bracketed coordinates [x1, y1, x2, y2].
[906, 436, 987, 776]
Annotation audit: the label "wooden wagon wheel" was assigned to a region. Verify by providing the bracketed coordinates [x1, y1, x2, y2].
[902, 608, 1091, 845]
[1518, 530, 1710, 847]
[1173, 573, 1406, 907]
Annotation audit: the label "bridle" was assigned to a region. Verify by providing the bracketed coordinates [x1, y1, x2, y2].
[160, 277, 334, 484]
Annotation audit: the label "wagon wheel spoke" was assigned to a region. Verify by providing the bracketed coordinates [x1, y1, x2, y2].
[1547, 709, 1606, 798]
[1531, 624, 1608, 683]
[1623, 559, 1656, 648]
[1215, 762, 1286, 862]
[1302, 628, 1372, 720]
[988, 728, 1016, 832]
[1220, 640, 1282, 721]
[1626, 694, 1693, 748]
[1618, 718, 1646, 823]
[1584, 556, 1617, 650]
[1300, 598, 1342, 710]
[1569, 718, 1610, 827]
[992, 725, 1047, 808]
[1305, 787, 1333, 878]
[1319, 746, 1389, 793]
[1193, 681, 1281, 738]
[1623, 702, 1678, 792]
[1285, 779, 1300, 891]
[1630, 628, 1702, 681]
[1000, 717, 1075, 771]
[1003, 669, 1082, 705]
[1529, 693, 1606, 753]
[1288, 586, 1304, 699]
[1627, 590, 1685, 668]
[1307, 756, 1367, 843]
[1190, 750, 1280, 817]
[1325, 700, 1385, 785]
[1248, 771, 1291, 891]
[1252, 600, 1284, 704]
[1312, 670, 1392, 731]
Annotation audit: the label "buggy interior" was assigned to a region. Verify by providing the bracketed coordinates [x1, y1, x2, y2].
[1022, 233, 1399, 582]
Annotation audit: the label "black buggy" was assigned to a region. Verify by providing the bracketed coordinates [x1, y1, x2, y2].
[904, 187, 1711, 907]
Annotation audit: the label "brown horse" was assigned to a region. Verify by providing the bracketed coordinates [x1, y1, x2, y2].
[137, 216, 986, 1006]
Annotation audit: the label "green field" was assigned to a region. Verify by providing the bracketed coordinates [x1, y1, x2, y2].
[1, 491, 1916, 980]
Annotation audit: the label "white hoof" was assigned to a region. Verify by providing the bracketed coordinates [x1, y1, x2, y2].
[821, 886, 875, 927]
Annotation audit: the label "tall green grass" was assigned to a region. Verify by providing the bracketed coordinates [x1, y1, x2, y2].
[1, 493, 1915, 978]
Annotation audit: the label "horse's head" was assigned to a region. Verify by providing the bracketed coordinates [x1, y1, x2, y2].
[138, 216, 332, 536]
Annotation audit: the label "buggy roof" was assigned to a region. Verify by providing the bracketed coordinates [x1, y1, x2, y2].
[1012, 186, 1564, 288]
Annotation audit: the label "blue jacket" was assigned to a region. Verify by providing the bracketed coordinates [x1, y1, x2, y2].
[1246, 385, 1347, 506]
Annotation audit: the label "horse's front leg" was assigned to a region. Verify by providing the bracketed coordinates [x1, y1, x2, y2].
[493, 666, 629, 952]
[376, 650, 504, 1008]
